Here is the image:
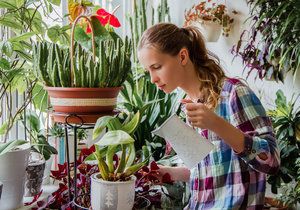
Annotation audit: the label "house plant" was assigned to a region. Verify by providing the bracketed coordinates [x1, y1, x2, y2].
[32, 8, 132, 123]
[266, 90, 300, 208]
[88, 110, 150, 210]
[20, 111, 57, 197]
[232, 0, 300, 82]
[184, 1, 236, 42]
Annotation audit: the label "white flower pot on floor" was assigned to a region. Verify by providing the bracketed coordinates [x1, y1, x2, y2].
[42, 155, 54, 185]
[192, 20, 221, 42]
[91, 173, 136, 210]
[0, 143, 30, 210]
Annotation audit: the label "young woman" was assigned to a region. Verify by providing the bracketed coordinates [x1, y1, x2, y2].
[138, 23, 280, 210]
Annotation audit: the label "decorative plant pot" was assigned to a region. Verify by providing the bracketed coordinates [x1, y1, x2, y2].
[24, 152, 46, 197]
[192, 21, 221, 42]
[51, 110, 117, 124]
[42, 155, 54, 185]
[91, 173, 136, 210]
[45, 86, 122, 114]
[0, 143, 30, 210]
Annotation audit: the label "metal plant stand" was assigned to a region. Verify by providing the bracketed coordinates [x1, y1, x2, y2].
[63, 114, 95, 209]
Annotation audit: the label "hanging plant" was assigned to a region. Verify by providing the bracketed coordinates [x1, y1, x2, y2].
[232, 0, 300, 82]
[184, 1, 237, 39]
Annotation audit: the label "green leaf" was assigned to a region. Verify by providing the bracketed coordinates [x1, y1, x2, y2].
[0, 41, 13, 57]
[0, 16, 23, 31]
[9, 32, 35, 42]
[121, 111, 140, 134]
[0, 58, 10, 70]
[10, 74, 27, 93]
[275, 90, 287, 110]
[32, 84, 48, 112]
[48, 0, 61, 6]
[107, 118, 123, 131]
[25, 111, 40, 133]
[0, 0, 17, 9]
[96, 130, 134, 147]
[90, 16, 111, 42]
[93, 116, 115, 140]
[0, 140, 27, 156]
[0, 122, 8, 135]
[16, 0, 25, 7]
[47, 25, 62, 43]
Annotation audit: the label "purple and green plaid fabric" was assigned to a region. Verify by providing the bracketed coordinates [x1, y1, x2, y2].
[186, 78, 280, 210]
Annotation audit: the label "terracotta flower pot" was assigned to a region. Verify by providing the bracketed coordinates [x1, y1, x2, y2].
[45, 86, 122, 114]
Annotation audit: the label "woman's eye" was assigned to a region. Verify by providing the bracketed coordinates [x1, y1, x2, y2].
[153, 66, 161, 70]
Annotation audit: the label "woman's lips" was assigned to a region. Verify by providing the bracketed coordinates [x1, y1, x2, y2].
[158, 84, 165, 90]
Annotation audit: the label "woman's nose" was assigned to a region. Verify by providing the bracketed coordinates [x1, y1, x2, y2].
[150, 72, 159, 84]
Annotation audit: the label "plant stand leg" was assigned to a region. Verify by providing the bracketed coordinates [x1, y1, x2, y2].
[64, 124, 72, 202]
[73, 126, 78, 204]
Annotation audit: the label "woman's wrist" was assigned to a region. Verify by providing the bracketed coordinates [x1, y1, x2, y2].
[172, 166, 190, 182]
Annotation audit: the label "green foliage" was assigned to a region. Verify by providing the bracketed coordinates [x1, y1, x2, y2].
[0, 0, 66, 140]
[33, 35, 131, 88]
[267, 90, 300, 195]
[21, 111, 57, 160]
[234, 0, 300, 82]
[88, 111, 148, 181]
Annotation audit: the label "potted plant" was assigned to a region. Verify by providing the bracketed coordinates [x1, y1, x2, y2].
[0, 140, 30, 209]
[20, 111, 57, 197]
[32, 7, 132, 123]
[266, 90, 300, 208]
[184, 1, 236, 42]
[85, 110, 149, 210]
[232, 0, 300, 82]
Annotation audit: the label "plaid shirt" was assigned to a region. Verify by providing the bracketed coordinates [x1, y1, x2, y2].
[186, 78, 280, 210]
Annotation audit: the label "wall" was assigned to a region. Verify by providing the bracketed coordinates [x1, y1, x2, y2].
[168, 0, 300, 110]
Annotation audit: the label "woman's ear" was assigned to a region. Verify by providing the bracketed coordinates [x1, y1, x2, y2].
[178, 48, 189, 66]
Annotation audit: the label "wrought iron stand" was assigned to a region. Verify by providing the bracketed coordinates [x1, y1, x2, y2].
[62, 114, 95, 209]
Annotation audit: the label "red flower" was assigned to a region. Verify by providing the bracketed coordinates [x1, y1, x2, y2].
[86, 8, 121, 33]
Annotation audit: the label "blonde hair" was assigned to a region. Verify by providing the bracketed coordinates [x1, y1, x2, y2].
[138, 23, 226, 109]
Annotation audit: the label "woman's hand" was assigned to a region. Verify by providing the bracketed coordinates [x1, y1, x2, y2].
[181, 98, 221, 132]
[156, 165, 190, 183]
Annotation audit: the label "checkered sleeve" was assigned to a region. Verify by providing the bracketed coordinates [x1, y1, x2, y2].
[229, 84, 280, 175]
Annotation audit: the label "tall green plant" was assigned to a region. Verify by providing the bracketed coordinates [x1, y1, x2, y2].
[268, 90, 300, 194]
[0, 0, 68, 140]
[33, 37, 132, 88]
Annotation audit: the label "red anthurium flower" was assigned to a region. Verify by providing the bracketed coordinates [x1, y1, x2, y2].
[96, 8, 121, 27]
[86, 8, 121, 33]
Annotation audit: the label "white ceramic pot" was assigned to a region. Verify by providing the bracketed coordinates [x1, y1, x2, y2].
[42, 155, 54, 185]
[0, 143, 30, 210]
[91, 173, 136, 210]
[191, 20, 221, 42]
